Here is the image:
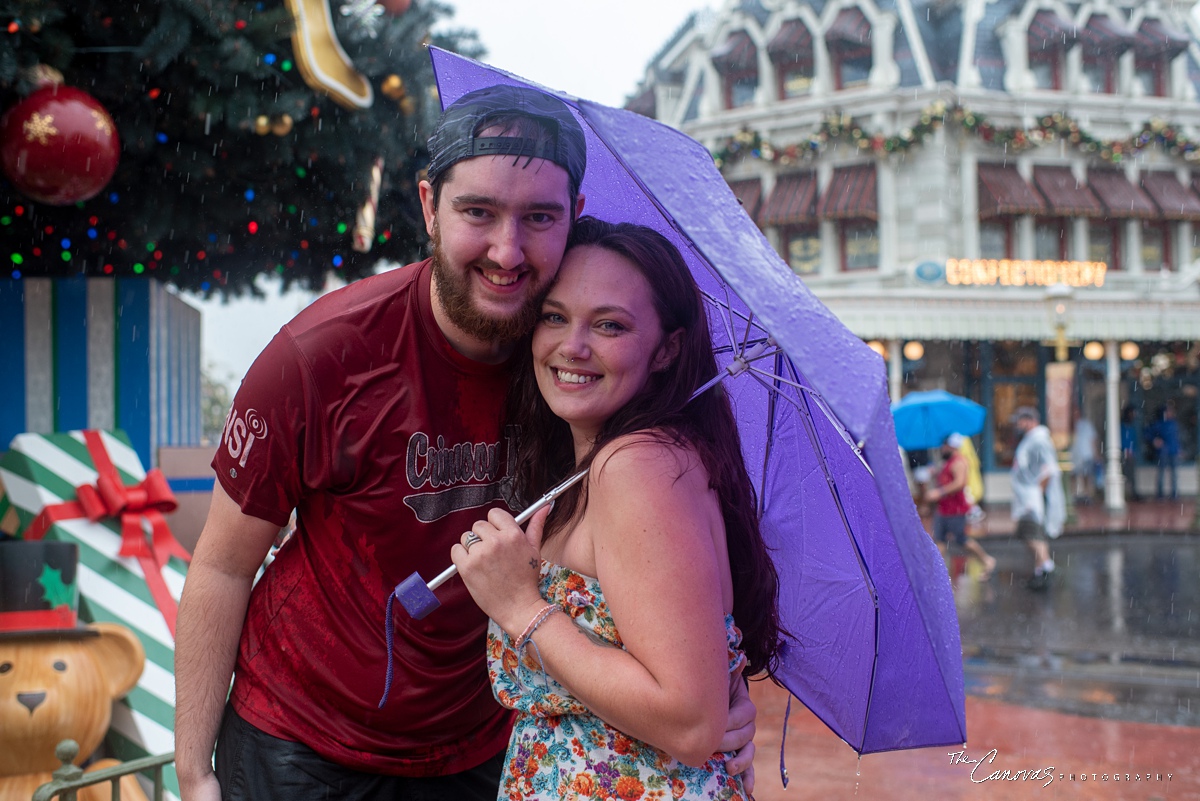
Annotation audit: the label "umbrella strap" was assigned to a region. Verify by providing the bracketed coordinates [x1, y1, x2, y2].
[780, 694, 792, 788]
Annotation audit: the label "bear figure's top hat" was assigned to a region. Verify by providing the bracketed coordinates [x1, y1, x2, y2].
[0, 539, 94, 639]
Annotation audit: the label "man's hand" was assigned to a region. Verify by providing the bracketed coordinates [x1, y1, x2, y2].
[720, 670, 757, 794]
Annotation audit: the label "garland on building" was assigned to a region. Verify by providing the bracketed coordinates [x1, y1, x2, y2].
[713, 101, 1200, 170]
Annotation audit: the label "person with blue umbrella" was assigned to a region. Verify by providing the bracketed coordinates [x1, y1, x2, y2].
[924, 433, 996, 579]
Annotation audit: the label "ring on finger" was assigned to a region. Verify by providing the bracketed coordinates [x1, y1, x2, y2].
[463, 532, 483, 553]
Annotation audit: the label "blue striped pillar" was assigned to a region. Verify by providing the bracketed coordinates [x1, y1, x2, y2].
[0, 277, 201, 467]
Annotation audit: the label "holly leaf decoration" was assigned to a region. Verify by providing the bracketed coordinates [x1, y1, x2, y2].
[38, 564, 76, 609]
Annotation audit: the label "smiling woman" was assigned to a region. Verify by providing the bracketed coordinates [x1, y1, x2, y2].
[452, 217, 782, 800]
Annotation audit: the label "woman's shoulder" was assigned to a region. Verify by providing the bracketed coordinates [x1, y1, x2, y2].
[589, 430, 708, 495]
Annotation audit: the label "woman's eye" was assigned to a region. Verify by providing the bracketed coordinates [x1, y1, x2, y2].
[599, 321, 625, 333]
[541, 312, 565, 324]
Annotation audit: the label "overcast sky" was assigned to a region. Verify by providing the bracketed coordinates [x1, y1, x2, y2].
[196, 0, 711, 389]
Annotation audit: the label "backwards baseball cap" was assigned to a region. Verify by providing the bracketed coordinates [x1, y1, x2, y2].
[427, 84, 587, 199]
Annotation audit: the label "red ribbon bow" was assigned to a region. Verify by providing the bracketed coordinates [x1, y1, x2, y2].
[24, 430, 191, 637]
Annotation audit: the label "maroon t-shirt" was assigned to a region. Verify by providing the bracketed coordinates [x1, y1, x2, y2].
[212, 259, 518, 775]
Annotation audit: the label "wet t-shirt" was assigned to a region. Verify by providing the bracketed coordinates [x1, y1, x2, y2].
[212, 259, 517, 776]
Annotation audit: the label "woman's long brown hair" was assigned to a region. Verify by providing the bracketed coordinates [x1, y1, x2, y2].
[504, 216, 783, 677]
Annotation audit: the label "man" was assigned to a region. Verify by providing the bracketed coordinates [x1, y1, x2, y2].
[1150, 401, 1180, 500]
[925, 432, 995, 579]
[175, 85, 756, 801]
[1009, 407, 1064, 591]
[1070, 412, 1098, 503]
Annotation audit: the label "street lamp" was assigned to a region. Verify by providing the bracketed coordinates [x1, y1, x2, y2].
[1045, 283, 1073, 363]
[1043, 283, 1076, 522]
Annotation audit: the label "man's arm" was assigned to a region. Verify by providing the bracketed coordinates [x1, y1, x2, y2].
[174, 484, 282, 801]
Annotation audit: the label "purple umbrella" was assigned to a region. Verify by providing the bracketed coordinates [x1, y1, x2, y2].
[428, 47, 965, 757]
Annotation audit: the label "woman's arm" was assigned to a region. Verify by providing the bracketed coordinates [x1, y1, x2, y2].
[456, 437, 731, 765]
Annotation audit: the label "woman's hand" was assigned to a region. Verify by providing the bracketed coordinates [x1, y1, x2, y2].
[453, 505, 551, 637]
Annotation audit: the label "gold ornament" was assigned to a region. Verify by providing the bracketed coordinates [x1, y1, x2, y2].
[381, 75, 406, 100]
[271, 113, 294, 136]
[254, 115, 271, 135]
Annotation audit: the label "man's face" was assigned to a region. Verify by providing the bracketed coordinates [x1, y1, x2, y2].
[420, 153, 579, 345]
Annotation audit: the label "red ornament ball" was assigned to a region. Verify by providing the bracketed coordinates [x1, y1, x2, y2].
[0, 84, 120, 205]
[378, 0, 411, 15]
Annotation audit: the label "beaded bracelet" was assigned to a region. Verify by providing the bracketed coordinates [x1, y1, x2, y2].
[514, 603, 559, 650]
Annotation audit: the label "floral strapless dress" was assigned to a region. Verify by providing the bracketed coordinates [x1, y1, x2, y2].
[487, 562, 748, 801]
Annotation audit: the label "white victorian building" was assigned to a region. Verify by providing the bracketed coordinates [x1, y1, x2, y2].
[628, 0, 1200, 506]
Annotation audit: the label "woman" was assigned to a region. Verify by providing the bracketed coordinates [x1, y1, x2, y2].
[453, 218, 782, 800]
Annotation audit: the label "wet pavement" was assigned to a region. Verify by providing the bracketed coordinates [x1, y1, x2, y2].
[746, 499, 1200, 800]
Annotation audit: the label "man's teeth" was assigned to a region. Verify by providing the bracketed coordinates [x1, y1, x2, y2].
[484, 272, 518, 286]
[555, 369, 597, 384]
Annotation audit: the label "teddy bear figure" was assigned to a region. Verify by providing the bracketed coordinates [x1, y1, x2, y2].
[0, 540, 149, 801]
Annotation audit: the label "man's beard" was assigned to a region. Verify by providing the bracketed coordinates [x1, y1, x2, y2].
[430, 224, 545, 345]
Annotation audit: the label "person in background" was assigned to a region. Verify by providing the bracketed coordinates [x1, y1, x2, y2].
[1150, 401, 1180, 500]
[1070, 413, 1099, 504]
[1009, 407, 1065, 591]
[1120, 405, 1142, 502]
[925, 433, 996, 579]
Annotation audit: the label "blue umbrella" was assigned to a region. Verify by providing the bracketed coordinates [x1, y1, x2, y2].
[891, 390, 986, 452]
[428, 47, 965, 758]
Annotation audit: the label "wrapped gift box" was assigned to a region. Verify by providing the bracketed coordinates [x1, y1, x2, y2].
[0, 429, 187, 798]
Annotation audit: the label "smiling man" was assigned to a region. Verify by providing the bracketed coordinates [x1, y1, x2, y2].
[174, 85, 756, 801]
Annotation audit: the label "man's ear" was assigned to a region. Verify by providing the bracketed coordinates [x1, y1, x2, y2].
[573, 193, 586, 221]
[419, 180, 437, 237]
[653, 328, 683, 372]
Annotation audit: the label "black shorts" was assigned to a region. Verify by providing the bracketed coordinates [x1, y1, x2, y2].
[933, 514, 967, 547]
[1016, 517, 1047, 542]
[215, 704, 505, 801]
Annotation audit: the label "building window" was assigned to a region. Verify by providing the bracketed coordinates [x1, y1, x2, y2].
[841, 220, 879, 270]
[1134, 58, 1166, 97]
[834, 52, 872, 90]
[1082, 58, 1114, 93]
[779, 60, 815, 99]
[1029, 49, 1061, 90]
[1088, 220, 1121, 270]
[711, 31, 759, 111]
[1141, 221, 1171, 270]
[785, 226, 821, 274]
[725, 71, 758, 108]
[980, 220, 1013, 259]
[1034, 219, 1068, 260]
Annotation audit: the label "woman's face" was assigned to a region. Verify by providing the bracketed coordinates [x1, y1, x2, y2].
[532, 244, 677, 449]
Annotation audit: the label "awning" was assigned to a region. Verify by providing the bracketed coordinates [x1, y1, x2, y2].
[1027, 10, 1078, 52]
[825, 7, 872, 52]
[624, 87, 656, 118]
[759, 172, 817, 226]
[711, 31, 758, 73]
[1033, 166, 1104, 217]
[1079, 14, 1136, 57]
[726, 178, 764, 220]
[977, 164, 1046, 218]
[768, 19, 814, 62]
[817, 164, 876, 221]
[1088, 169, 1157, 218]
[1134, 18, 1190, 60]
[1140, 172, 1200, 220]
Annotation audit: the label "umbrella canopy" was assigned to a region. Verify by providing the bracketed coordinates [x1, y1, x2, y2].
[428, 48, 965, 757]
[891, 390, 987, 452]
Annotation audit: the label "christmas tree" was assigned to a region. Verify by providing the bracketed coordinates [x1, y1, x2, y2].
[0, 0, 481, 295]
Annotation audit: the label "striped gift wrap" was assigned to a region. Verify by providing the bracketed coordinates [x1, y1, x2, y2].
[0, 430, 185, 799]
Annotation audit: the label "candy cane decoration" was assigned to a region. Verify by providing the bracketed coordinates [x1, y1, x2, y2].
[353, 157, 384, 253]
